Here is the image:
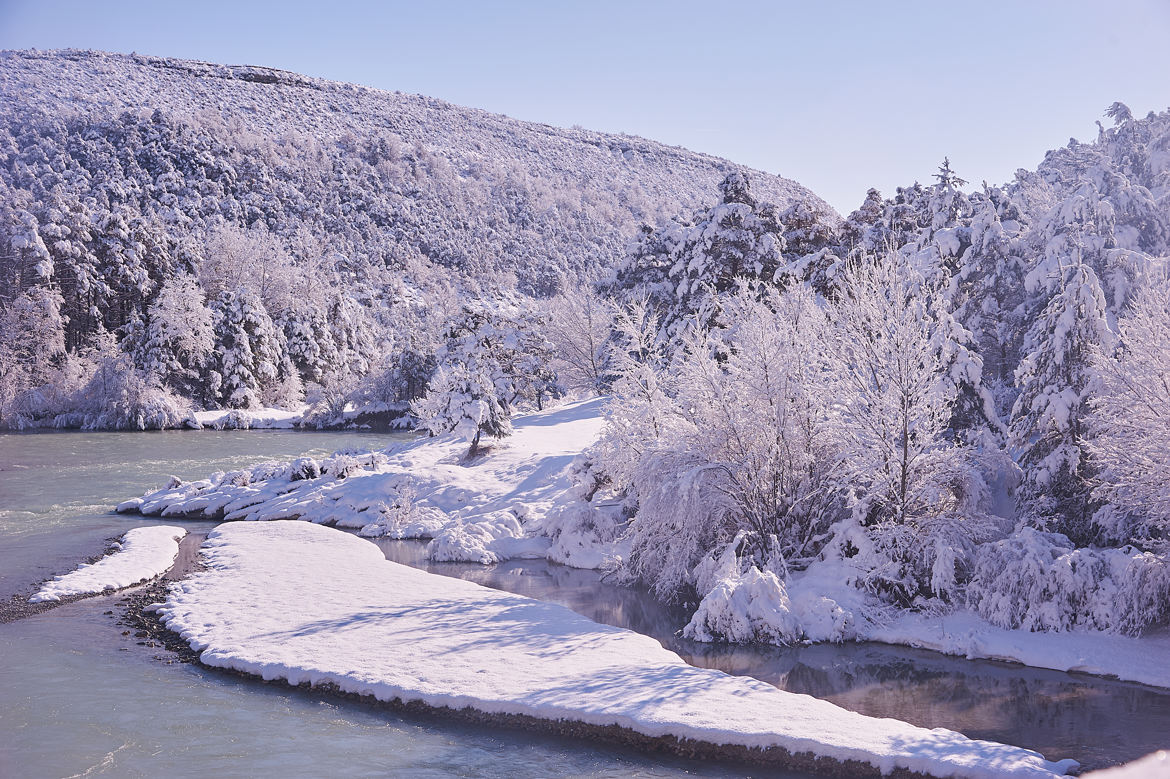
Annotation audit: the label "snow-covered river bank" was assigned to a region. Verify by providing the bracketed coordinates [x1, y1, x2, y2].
[2, 430, 1169, 775]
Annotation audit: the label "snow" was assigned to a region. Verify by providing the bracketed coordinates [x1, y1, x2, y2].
[124, 397, 1170, 693]
[127, 398, 607, 565]
[868, 610, 1170, 691]
[30, 525, 187, 602]
[192, 406, 309, 430]
[1083, 751, 1170, 778]
[157, 520, 1076, 778]
[683, 550, 1170, 690]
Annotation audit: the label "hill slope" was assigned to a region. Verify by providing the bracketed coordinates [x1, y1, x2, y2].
[0, 48, 834, 286]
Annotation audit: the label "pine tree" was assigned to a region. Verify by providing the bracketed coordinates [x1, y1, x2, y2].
[411, 307, 516, 456]
[210, 289, 295, 409]
[606, 172, 787, 351]
[1011, 259, 1115, 544]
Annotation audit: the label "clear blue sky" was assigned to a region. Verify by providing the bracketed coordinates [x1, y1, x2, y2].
[2, 0, 1167, 214]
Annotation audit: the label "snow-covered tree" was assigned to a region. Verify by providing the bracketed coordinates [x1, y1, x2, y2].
[209, 289, 298, 409]
[411, 360, 511, 456]
[545, 285, 613, 396]
[1086, 271, 1170, 551]
[948, 186, 1029, 391]
[63, 335, 193, 431]
[592, 299, 677, 493]
[134, 272, 215, 400]
[409, 305, 553, 456]
[1011, 259, 1115, 545]
[629, 285, 847, 597]
[0, 284, 68, 426]
[826, 254, 1000, 603]
[605, 172, 787, 351]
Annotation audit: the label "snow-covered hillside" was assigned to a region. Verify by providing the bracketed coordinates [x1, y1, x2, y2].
[0, 48, 836, 429]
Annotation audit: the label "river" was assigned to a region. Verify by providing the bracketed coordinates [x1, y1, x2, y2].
[1, 430, 1167, 776]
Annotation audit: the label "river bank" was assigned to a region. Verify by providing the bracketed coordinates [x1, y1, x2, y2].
[4, 424, 1170, 775]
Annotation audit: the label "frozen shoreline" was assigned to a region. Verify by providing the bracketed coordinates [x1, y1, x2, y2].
[155, 521, 1075, 778]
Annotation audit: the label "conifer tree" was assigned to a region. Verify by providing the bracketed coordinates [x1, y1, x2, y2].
[1011, 259, 1114, 544]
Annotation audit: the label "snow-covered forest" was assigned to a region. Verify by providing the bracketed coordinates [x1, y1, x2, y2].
[4, 49, 1170, 640]
[0, 49, 826, 429]
[568, 103, 1170, 641]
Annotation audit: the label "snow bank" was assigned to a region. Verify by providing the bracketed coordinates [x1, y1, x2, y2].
[126, 399, 608, 565]
[1083, 751, 1169, 778]
[867, 609, 1170, 691]
[683, 548, 1170, 689]
[192, 406, 308, 430]
[157, 521, 1075, 778]
[30, 525, 187, 602]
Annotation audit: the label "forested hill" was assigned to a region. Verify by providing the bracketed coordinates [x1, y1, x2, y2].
[0, 48, 833, 289]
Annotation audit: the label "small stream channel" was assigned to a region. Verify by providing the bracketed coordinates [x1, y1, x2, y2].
[1, 430, 1168, 776]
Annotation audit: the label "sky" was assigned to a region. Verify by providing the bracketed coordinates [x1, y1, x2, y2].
[1, 0, 1167, 215]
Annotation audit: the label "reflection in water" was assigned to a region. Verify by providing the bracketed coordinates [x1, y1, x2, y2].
[378, 540, 1170, 771]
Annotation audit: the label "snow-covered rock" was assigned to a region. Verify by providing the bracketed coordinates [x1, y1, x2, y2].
[30, 525, 187, 602]
[157, 521, 1076, 778]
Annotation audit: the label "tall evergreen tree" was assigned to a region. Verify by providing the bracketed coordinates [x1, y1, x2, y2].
[1010, 259, 1114, 544]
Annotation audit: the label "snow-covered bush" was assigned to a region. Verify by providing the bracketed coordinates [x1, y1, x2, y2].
[968, 528, 1170, 635]
[426, 512, 526, 564]
[54, 346, 194, 431]
[684, 564, 802, 646]
[358, 483, 448, 539]
[320, 450, 386, 480]
[289, 457, 322, 481]
[544, 499, 628, 570]
[683, 532, 856, 646]
[213, 409, 253, 430]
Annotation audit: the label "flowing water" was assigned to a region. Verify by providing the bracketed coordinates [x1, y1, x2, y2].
[1, 431, 1167, 776]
